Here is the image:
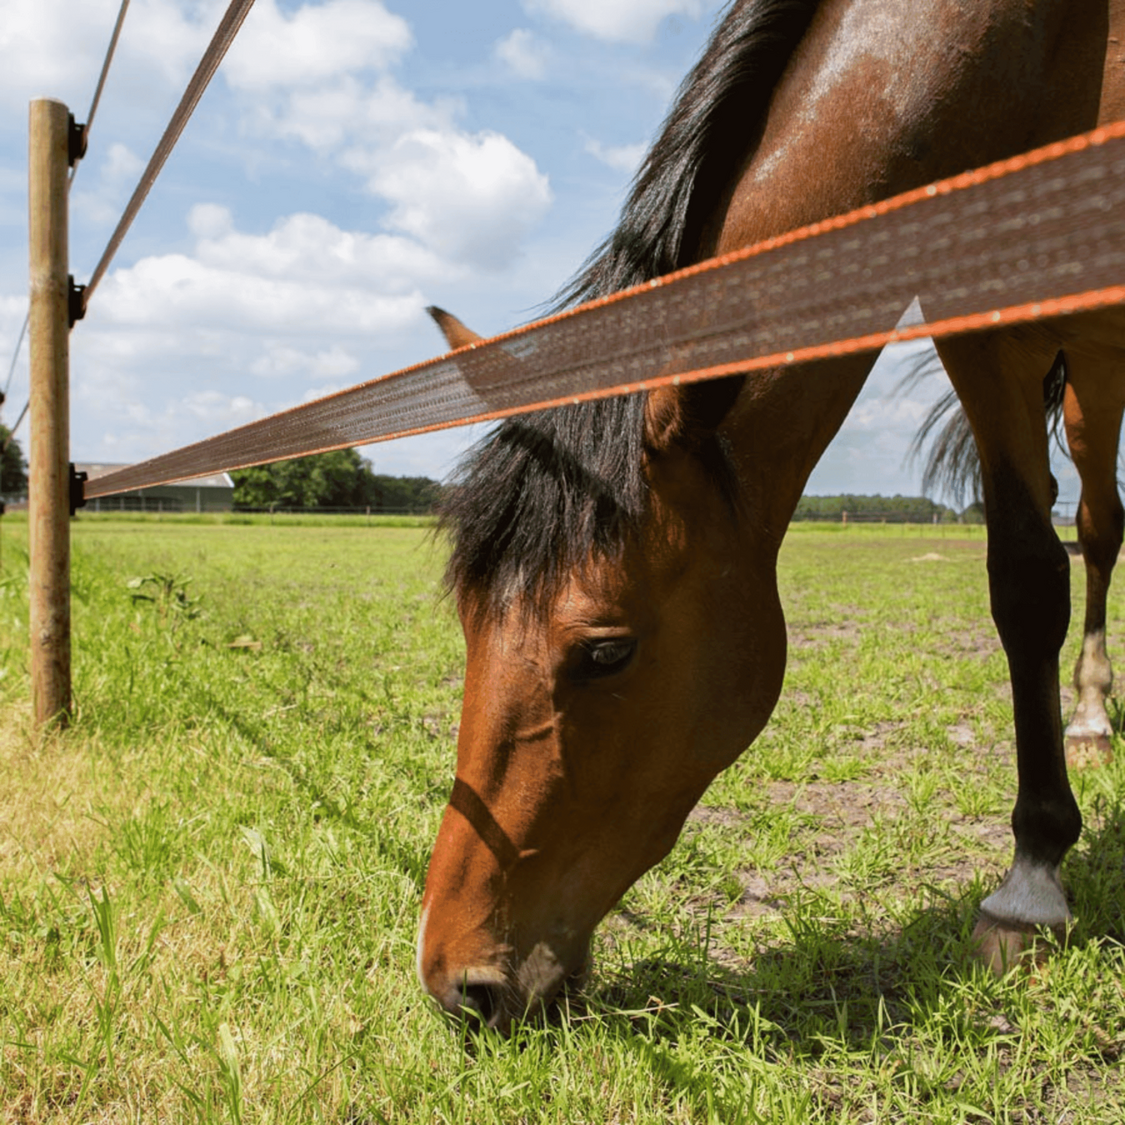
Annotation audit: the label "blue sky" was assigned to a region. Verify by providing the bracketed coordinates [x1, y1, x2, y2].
[0, 0, 1083, 508]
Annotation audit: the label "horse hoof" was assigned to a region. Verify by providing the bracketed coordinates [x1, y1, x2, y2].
[970, 910, 1068, 975]
[1064, 733, 1113, 770]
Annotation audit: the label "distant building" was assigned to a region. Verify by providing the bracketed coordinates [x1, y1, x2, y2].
[79, 464, 235, 513]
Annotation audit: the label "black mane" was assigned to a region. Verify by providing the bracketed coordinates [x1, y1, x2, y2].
[554, 0, 821, 307]
[441, 0, 821, 611]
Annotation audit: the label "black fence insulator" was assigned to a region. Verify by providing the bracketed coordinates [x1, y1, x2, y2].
[68, 115, 88, 167]
[69, 464, 88, 517]
[68, 277, 87, 328]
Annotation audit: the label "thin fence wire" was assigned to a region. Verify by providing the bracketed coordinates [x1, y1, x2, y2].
[0, 402, 28, 457]
[2, 0, 132, 448]
[81, 0, 256, 311]
[70, 0, 131, 188]
[2, 317, 27, 403]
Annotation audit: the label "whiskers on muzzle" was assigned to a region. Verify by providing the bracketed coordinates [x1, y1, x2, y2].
[422, 951, 591, 1035]
[436, 971, 524, 1032]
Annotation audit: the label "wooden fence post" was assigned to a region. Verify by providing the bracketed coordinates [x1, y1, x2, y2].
[28, 98, 73, 727]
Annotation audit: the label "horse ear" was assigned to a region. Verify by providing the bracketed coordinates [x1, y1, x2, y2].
[427, 306, 484, 351]
[643, 374, 745, 451]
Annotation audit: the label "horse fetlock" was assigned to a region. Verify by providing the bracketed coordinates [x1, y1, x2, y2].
[1072, 629, 1113, 695]
[1068, 631, 1114, 769]
[1011, 788, 1082, 866]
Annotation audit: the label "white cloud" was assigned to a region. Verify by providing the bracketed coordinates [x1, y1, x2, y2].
[584, 137, 645, 174]
[101, 250, 423, 334]
[524, 0, 705, 43]
[494, 29, 550, 80]
[258, 78, 554, 270]
[191, 208, 452, 287]
[126, 0, 226, 86]
[60, 199, 455, 465]
[102, 143, 145, 184]
[181, 390, 258, 423]
[353, 129, 552, 269]
[83, 389, 270, 463]
[223, 0, 412, 90]
[69, 142, 149, 229]
[308, 346, 360, 379]
[249, 71, 552, 272]
[0, 0, 217, 106]
[0, 294, 27, 335]
[301, 381, 347, 403]
[187, 202, 235, 240]
[269, 74, 452, 151]
[219, 11, 552, 275]
[0, 0, 107, 100]
[251, 344, 359, 380]
[88, 205, 453, 337]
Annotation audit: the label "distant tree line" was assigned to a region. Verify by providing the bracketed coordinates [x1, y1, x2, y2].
[793, 494, 963, 523]
[230, 449, 442, 512]
[4, 431, 991, 525]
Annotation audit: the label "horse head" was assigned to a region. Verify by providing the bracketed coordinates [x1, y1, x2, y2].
[417, 313, 784, 1029]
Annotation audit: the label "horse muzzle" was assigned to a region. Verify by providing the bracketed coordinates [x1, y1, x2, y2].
[417, 906, 589, 1032]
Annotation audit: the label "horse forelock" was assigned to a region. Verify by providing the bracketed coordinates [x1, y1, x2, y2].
[441, 0, 820, 614]
[440, 395, 651, 618]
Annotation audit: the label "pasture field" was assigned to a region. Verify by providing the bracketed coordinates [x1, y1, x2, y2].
[1, 514, 1123, 1123]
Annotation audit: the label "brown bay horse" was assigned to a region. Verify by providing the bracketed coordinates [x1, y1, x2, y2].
[418, 0, 1125, 1030]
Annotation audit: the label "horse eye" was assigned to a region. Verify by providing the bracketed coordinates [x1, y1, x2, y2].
[575, 637, 637, 681]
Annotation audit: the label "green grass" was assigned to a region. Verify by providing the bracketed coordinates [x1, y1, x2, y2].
[1, 516, 1123, 1122]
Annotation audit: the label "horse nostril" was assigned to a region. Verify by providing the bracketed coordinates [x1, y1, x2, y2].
[456, 981, 501, 1025]
[424, 963, 511, 1029]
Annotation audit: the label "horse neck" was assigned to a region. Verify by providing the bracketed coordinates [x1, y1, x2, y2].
[708, 0, 1109, 257]
[700, 0, 1119, 546]
[721, 354, 873, 548]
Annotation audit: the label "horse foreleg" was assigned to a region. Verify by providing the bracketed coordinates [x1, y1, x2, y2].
[1061, 370, 1125, 768]
[937, 330, 1081, 972]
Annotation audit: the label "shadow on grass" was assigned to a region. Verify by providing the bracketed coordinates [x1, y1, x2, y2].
[563, 801, 1125, 1067]
[202, 681, 1125, 1106]
[1066, 794, 1125, 946]
[586, 891, 976, 1054]
[197, 688, 433, 888]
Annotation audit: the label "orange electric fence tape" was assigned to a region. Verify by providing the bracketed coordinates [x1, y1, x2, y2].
[84, 121, 1125, 502]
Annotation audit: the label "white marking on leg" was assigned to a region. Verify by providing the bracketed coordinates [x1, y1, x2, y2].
[981, 858, 1071, 928]
[1068, 628, 1114, 740]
